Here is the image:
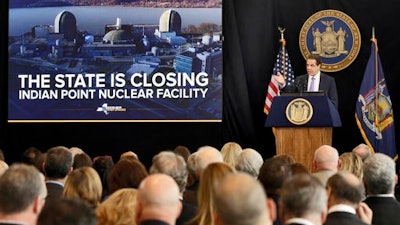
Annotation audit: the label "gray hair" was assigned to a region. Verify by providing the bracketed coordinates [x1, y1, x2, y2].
[235, 148, 263, 177]
[363, 153, 396, 195]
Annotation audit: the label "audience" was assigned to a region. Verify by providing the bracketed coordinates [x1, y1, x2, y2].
[92, 155, 114, 199]
[288, 162, 309, 175]
[96, 188, 138, 225]
[0, 160, 8, 177]
[325, 171, 372, 225]
[149, 151, 197, 225]
[43, 146, 73, 204]
[120, 151, 139, 161]
[220, 141, 243, 168]
[0, 163, 47, 225]
[235, 148, 263, 177]
[184, 152, 198, 205]
[188, 162, 235, 225]
[108, 158, 148, 195]
[258, 157, 291, 225]
[173, 145, 191, 162]
[21, 146, 42, 165]
[135, 174, 182, 225]
[312, 145, 340, 185]
[351, 144, 372, 162]
[214, 172, 275, 225]
[37, 197, 97, 225]
[73, 153, 93, 169]
[280, 173, 328, 225]
[274, 153, 295, 164]
[363, 153, 400, 225]
[63, 166, 103, 208]
[338, 152, 363, 180]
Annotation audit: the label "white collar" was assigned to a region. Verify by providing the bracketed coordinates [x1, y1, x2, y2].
[285, 218, 315, 225]
[328, 204, 356, 214]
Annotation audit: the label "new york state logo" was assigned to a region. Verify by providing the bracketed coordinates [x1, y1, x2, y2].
[299, 10, 361, 72]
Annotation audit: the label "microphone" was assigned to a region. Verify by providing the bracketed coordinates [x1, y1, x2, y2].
[295, 78, 306, 92]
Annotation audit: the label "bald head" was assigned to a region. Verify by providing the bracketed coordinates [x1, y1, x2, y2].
[352, 144, 372, 161]
[136, 174, 182, 224]
[215, 173, 273, 225]
[313, 145, 339, 172]
[195, 146, 223, 175]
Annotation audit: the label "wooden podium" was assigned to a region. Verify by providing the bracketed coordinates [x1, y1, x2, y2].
[265, 94, 341, 171]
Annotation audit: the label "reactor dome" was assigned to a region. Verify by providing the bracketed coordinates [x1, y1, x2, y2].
[103, 29, 133, 44]
[159, 9, 182, 35]
[54, 10, 77, 41]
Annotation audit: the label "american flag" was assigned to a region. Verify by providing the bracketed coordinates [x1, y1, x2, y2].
[264, 39, 295, 115]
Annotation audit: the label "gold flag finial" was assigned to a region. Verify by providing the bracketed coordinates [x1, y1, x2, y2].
[278, 27, 285, 39]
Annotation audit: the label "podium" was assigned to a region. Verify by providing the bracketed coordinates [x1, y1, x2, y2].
[265, 93, 341, 171]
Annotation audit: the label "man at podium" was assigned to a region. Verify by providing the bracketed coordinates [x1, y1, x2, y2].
[273, 54, 339, 109]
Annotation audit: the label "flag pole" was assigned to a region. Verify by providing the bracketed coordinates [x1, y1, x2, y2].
[372, 27, 379, 127]
[278, 27, 286, 79]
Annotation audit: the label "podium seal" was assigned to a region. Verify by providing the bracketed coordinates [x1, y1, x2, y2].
[299, 9, 361, 72]
[286, 98, 313, 125]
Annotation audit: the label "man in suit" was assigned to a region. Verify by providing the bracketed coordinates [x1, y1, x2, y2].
[149, 151, 197, 225]
[363, 153, 400, 225]
[273, 54, 339, 109]
[0, 163, 47, 225]
[325, 171, 372, 225]
[279, 173, 327, 225]
[135, 174, 182, 225]
[43, 146, 73, 204]
[312, 145, 340, 186]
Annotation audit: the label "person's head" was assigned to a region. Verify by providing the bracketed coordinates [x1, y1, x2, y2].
[191, 162, 235, 225]
[92, 155, 114, 198]
[338, 152, 363, 179]
[352, 143, 372, 162]
[173, 145, 191, 162]
[195, 145, 223, 177]
[214, 173, 275, 225]
[363, 153, 397, 195]
[306, 54, 322, 76]
[235, 148, 264, 177]
[326, 171, 365, 209]
[73, 153, 93, 170]
[37, 197, 97, 225]
[135, 174, 182, 225]
[258, 157, 291, 196]
[120, 151, 139, 161]
[69, 147, 85, 157]
[63, 166, 103, 207]
[96, 188, 137, 225]
[149, 151, 188, 193]
[273, 153, 295, 164]
[0, 163, 47, 225]
[312, 145, 340, 172]
[0, 160, 8, 177]
[220, 142, 243, 168]
[21, 146, 42, 165]
[108, 158, 148, 194]
[44, 146, 73, 180]
[288, 162, 310, 175]
[279, 173, 327, 225]
[186, 152, 198, 187]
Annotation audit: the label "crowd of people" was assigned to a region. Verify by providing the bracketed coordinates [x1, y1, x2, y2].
[0, 142, 399, 225]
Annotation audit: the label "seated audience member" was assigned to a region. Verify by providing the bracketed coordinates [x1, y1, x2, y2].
[187, 162, 235, 225]
[69, 146, 85, 157]
[43, 146, 73, 204]
[273, 153, 295, 164]
[220, 142, 243, 168]
[92, 155, 114, 199]
[235, 148, 264, 177]
[312, 145, 340, 185]
[63, 166, 103, 208]
[214, 172, 275, 225]
[184, 152, 198, 205]
[280, 173, 328, 225]
[108, 158, 148, 195]
[183, 146, 223, 206]
[0, 163, 47, 225]
[338, 152, 363, 180]
[325, 171, 372, 225]
[258, 157, 291, 225]
[21, 146, 42, 165]
[352, 144, 372, 162]
[73, 153, 93, 169]
[174, 145, 191, 162]
[0, 161, 8, 177]
[120, 151, 139, 161]
[135, 174, 182, 225]
[149, 151, 197, 225]
[288, 162, 309, 175]
[363, 153, 400, 225]
[97, 188, 138, 225]
[37, 197, 97, 225]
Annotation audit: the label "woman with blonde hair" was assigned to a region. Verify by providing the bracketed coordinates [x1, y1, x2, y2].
[220, 142, 242, 168]
[188, 162, 235, 225]
[96, 188, 137, 225]
[63, 166, 103, 208]
[339, 152, 364, 179]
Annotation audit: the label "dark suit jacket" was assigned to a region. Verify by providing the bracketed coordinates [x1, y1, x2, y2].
[294, 73, 339, 109]
[45, 182, 64, 203]
[324, 211, 368, 225]
[364, 196, 400, 225]
[140, 220, 169, 225]
[176, 201, 197, 225]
